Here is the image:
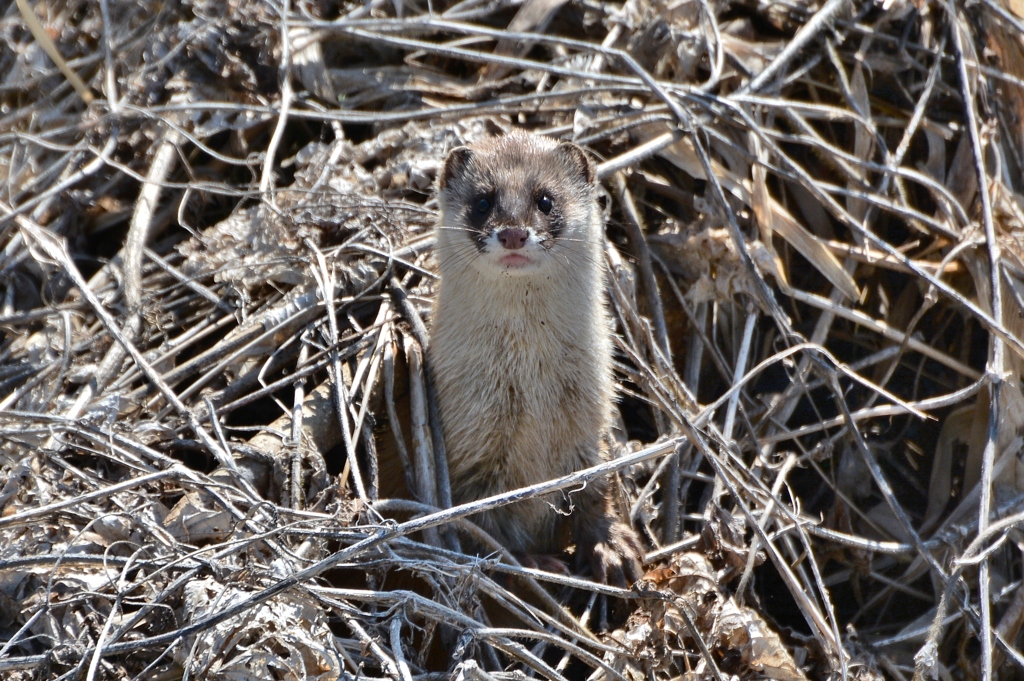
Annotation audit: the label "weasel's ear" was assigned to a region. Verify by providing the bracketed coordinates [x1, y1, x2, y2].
[439, 147, 473, 190]
[557, 142, 596, 186]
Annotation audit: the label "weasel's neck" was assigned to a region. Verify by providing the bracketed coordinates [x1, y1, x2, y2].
[436, 261, 603, 336]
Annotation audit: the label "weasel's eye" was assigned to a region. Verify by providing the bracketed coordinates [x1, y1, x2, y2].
[537, 195, 553, 214]
[474, 197, 491, 214]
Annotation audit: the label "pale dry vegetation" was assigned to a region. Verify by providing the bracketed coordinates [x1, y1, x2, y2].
[1, 0, 1024, 679]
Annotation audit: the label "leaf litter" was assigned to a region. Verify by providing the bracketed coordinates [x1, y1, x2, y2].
[2, 0, 1024, 678]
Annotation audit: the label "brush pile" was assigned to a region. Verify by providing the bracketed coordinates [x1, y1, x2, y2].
[2, 0, 1024, 678]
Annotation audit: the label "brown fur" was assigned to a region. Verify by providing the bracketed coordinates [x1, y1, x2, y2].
[429, 130, 642, 585]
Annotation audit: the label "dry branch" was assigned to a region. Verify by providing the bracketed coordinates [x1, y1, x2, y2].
[2, 0, 1024, 678]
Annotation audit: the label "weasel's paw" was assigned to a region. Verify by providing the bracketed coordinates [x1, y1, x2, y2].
[514, 552, 571, 575]
[582, 523, 644, 587]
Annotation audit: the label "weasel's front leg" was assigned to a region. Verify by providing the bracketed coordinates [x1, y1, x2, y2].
[572, 476, 644, 587]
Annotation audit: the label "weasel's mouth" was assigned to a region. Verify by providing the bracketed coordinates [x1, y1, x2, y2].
[499, 253, 532, 268]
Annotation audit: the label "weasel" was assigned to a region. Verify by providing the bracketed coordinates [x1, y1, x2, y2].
[430, 130, 642, 585]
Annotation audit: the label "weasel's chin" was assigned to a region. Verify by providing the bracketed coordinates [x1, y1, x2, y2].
[499, 253, 531, 268]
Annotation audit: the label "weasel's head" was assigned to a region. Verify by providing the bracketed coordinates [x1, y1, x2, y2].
[435, 131, 600, 279]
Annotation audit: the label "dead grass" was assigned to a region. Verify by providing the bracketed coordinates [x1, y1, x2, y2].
[2, 0, 1024, 678]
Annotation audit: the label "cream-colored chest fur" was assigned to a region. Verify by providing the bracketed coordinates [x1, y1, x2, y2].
[429, 254, 613, 552]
